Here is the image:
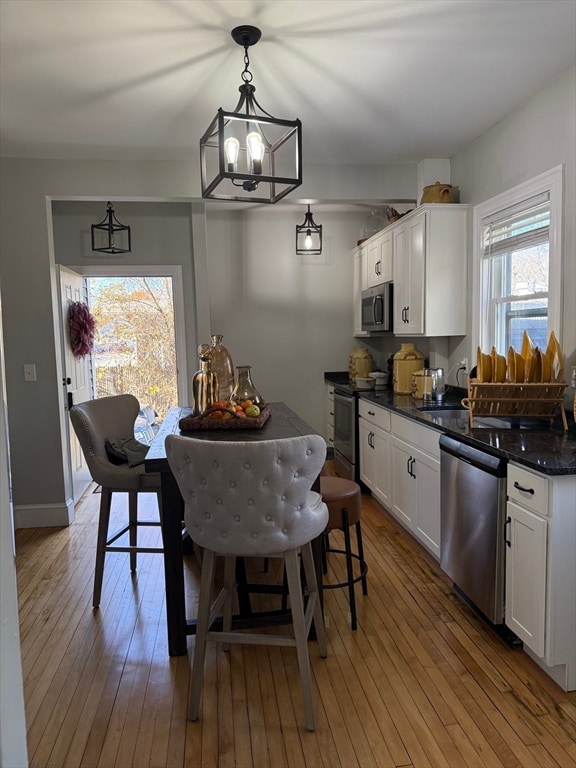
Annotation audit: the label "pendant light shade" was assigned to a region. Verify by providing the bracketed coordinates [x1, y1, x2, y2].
[296, 205, 322, 255]
[91, 202, 131, 254]
[200, 25, 302, 204]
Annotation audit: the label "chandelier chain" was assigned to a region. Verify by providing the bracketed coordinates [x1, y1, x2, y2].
[241, 48, 253, 84]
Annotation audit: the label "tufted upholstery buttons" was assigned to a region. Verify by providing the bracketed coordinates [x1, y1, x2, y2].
[230, 481, 236, 488]
[234, 515, 240, 522]
[265, 514, 272, 521]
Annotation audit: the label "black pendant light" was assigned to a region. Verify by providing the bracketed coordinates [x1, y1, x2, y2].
[200, 25, 302, 204]
[91, 202, 131, 254]
[296, 204, 322, 255]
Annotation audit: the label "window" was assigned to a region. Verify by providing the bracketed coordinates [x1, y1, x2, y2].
[473, 166, 563, 357]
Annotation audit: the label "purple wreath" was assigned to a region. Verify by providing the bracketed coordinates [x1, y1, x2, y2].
[68, 301, 96, 358]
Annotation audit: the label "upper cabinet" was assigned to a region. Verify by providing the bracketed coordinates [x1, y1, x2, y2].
[366, 228, 393, 287]
[393, 205, 468, 336]
[352, 204, 468, 338]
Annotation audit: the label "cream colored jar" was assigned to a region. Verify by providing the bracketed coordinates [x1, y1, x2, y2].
[393, 343, 425, 394]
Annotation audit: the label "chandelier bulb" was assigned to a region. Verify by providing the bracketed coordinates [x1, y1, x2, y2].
[246, 131, 264, 174]
[224, 137, 240, 172]
[304, 230, 313, 250]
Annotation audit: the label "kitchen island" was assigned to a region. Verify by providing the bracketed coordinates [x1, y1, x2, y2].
[145, 401, 324, 656]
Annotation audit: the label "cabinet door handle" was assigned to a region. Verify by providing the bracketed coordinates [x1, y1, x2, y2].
[368, 410, 375, 416]
[505, 516, 512, 547]
[513, 480, 535, 495]
[405, 306, 410, 324]
[410, 457, 416, 478]
[370, 431, 375, 449]
[376, 260, 381, 275]
[406, 456, 416, 477]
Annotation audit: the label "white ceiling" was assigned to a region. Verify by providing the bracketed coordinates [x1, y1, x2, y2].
[1, 0, 575, 167]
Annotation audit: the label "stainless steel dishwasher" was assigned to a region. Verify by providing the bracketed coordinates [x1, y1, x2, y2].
[439, 434, 508, 625]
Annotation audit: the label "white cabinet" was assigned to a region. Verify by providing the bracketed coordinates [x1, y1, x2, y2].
[392, 205, 468, 336]
[358, 399, 391, 508]
[505, 500, 547, 656]
[325, 384, 335, 450]
[352, 244, 368, 336]
[390, 413, 441, 558]
[366, 228, 393, 287]
[505, 463, 576, 691]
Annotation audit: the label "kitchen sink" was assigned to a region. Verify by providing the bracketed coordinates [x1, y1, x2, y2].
[416, 403, 467, 412]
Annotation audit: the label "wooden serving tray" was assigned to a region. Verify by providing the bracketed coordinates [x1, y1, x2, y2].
[462, 381, 567, 430]
[179, 405, 271, 432]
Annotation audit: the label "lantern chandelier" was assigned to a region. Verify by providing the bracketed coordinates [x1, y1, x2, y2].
[91, 202, 131, 254]
[296, 204, 322, 255]
[199, 25, 302, 204]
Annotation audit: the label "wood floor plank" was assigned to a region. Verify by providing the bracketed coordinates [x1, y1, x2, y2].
[15, 469, 576, 768]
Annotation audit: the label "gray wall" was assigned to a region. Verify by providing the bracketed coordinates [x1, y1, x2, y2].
[0, 65, 574, 529]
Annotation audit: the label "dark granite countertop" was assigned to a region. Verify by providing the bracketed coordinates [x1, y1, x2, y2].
[325, 372, 576, 476]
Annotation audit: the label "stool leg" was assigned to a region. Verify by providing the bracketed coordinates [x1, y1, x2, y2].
[284, 548, 316, 731]
[93, 489, 113, 608]
[342, 508, 358, 630]
[188, 548, 216, 721]
[129, 490, 138, 571]
[355, 521, 368, 595]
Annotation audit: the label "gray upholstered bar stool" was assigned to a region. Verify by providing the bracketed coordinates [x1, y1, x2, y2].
[320, 475, 368, 630]
[70, 395, 163, 608]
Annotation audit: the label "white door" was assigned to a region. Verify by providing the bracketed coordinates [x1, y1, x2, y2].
[59, 266, 92, 502]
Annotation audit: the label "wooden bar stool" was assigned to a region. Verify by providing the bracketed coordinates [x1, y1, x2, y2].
[320, 476, 368, 630]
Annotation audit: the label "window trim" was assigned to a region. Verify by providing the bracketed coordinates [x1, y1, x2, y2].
[471, 165, 563, 358]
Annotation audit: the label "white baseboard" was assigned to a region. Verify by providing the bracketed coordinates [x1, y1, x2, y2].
[14, 499, 75, 529]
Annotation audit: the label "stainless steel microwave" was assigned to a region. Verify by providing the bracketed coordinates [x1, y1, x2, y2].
[361, 282, 393, 332]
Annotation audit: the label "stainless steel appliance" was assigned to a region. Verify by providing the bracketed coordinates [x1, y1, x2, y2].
[439, 435, 507, 624]
[361, 282, 393, 333]
[333, 388, 357, 481]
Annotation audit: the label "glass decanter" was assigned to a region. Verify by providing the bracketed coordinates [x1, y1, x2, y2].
[230, 365, 265, 407]
[192, 344, 218, 416]
[210, 334, 235, 401]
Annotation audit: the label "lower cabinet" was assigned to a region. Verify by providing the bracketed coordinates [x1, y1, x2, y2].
[325, 384, 335, 450]
[358, 400, 391, 508]
[358, 400, 441, 560]
[504, 463, 576, 690]
[390, 426, 441, 559]
[505, 499, 547, 656]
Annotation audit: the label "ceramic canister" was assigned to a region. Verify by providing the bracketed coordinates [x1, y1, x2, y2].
[393, 343, 425, 394]
[349, 347, 374, 386]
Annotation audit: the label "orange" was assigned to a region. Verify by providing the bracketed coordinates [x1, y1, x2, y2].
[241, 400, 253, 410]
[208, 411, 224, 419]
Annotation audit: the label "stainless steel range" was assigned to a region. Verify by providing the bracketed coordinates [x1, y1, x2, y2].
[333, 386, 358, 481]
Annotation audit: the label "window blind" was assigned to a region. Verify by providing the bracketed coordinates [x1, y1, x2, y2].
[482, 193, 550, 259]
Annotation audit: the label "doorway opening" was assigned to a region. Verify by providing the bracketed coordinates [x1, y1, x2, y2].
[87, 275, 178, 420]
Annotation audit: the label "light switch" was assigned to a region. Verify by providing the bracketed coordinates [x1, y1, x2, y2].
[23, 364, 36, 382]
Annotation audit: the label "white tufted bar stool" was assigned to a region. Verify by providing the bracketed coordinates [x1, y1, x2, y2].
[165, 433, 329, 731]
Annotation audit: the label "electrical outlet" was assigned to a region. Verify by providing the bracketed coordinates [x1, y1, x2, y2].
[460, 357, 468, 372]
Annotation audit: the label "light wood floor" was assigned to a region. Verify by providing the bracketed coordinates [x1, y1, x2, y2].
[16, 475, 576, 768]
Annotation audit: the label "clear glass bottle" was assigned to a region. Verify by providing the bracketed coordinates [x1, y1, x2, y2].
[192, 344, 218, 416]
[361, 209, 386, 240]
[230, 365, 265, 407]
[210, 334, 235, 401]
